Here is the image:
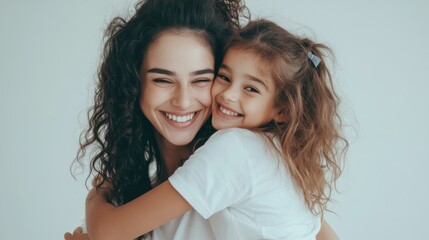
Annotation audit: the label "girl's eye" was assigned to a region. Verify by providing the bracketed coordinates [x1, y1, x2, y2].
[217, 73, 230, 82]
[244, 86, 260, 94]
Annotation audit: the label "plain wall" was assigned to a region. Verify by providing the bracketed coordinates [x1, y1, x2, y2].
[1, 0, 428, 239]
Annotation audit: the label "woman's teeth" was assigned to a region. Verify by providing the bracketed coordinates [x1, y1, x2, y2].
[165, 112, 195, 123]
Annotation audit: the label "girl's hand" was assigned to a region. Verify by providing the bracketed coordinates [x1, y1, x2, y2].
[90, 174, 113, 203]
[316, 220, 340, 240]
[64, 227, 90, 240]
[85, 185, 117, 239]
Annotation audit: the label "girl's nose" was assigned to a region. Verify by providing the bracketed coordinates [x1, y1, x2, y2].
[221, 86, 239, 102]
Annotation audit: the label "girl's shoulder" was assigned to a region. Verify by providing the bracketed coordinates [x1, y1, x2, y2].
[210, 128, 260, 140]
[212, 127, 260, 137]
[205, 128, 268, 151]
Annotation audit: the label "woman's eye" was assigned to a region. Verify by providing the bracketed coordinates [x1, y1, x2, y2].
[245, 86, 260, 94]
[193, 79, 212, 86]
[217, 74, 230, 82]
[153, 79, 172, 84]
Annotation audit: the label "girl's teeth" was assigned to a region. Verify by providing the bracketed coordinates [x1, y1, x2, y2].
[220, 106, 238, 116]
[165, 112, 195, 123]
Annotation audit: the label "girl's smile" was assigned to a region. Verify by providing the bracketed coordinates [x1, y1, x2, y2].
[211, 48, 283, 130]
[215, 103, 243, 118]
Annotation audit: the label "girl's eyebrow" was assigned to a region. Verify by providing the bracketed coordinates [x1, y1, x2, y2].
[220, 64, 268, 90]
[219, 63, 231, 72]
[245, 74, 268, 90]
[147, 68, 214, 76]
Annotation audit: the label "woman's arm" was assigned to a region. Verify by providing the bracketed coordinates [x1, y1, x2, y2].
[86, 181, 191, 240]
[316, 220, 340, 240]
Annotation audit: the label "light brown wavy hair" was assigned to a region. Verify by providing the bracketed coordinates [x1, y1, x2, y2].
[227, 19, 348, 215]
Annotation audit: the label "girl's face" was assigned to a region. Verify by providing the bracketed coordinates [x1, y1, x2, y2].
[211, 48, 284, 130]
[140, 32, 214, 146]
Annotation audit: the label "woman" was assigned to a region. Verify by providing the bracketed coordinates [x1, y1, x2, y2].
[65, 0, 339, 239]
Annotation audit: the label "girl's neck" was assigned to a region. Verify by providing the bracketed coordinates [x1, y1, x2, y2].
[155, 133, 192, 176]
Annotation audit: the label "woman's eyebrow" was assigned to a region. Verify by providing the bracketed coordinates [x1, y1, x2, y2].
[147, 68, 214, 76]
[147, 68, 175, 76]
[191, 68, 214, 76]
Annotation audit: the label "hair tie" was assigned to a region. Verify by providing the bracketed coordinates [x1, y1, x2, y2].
[307, 51, 321, 67]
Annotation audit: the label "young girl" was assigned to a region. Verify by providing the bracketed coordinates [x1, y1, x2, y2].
[85, 19, 347, 240]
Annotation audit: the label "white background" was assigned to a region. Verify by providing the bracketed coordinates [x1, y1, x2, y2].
[1, 0, 428, 239]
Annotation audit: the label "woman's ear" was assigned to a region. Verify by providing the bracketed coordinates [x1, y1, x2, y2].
[273, 108, 288, 123]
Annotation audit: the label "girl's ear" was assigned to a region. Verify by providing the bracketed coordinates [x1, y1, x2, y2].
[273, 108, 288, 123]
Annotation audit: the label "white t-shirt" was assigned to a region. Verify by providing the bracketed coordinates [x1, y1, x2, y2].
[149, 160, 216, 240]
[169, 128, 321, 240]
[82, 156, 217, 240]
[83, 212, 215, 240]
[151, 210, 215, 240]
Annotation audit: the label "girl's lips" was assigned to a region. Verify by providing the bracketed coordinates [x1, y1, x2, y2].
[215, 103, 243, 118]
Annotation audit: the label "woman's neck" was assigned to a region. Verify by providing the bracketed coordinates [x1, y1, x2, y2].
[155, 133, 192, 176]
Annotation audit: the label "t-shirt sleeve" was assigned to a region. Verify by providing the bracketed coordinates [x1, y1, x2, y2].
[168, 128, 254, 219]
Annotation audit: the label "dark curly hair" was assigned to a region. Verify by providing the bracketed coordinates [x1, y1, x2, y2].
[74, 0, 247, 224]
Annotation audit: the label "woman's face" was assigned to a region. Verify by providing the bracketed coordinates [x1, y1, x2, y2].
[140, 31, 214, 146]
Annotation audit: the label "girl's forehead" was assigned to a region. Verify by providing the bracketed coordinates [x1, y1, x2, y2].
[222, 48, 276, 88]
[225, 46, 265, 62]
[223, 48, 271, 73]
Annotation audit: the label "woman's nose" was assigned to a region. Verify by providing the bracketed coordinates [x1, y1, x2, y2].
[172, 86, 192, 109]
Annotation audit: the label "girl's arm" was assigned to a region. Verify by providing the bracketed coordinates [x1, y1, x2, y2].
[316, 220, 340, 240]
[86, 180, 191, 240]
[64, 227, 90, 240]
[87, 130, 250, 240]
